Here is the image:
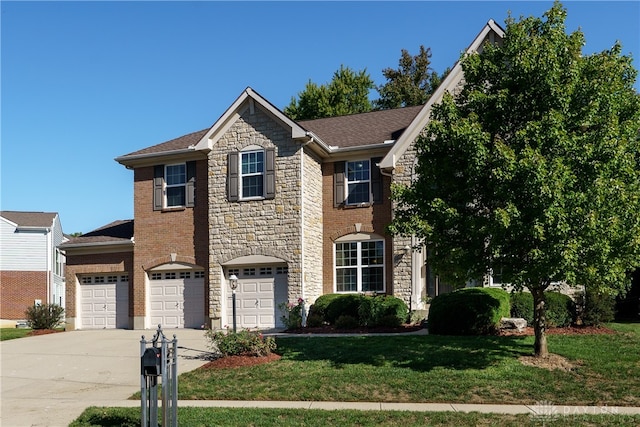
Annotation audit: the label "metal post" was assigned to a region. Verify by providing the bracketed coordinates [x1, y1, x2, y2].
[170, 335, 178, 427]
[140, 336, 147, 427]
[232, 290, 237, 333]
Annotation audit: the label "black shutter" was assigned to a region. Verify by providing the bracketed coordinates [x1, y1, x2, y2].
[153, 165, 164, 211]
[371, 157, 383, 204]
[227, 152, 239, 202]
[334, 161, 345, 207]
[186, 161, 196, 207]
[265, 148, 276, 199]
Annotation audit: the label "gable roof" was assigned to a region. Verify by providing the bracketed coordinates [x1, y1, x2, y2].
[379, 19, 505, 170]
[59, 220, 134, 250]
[0, 211, 57, 229]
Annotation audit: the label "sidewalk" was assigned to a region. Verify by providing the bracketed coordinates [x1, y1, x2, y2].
[90, 399, 640, 415]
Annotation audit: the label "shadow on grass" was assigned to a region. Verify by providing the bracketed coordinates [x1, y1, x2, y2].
[276, 334, 533, 372]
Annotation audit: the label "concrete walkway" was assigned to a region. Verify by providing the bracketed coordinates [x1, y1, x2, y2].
[2, 328, 639, 426]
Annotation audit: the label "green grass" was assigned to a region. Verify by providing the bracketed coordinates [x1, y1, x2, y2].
[177, 323, 640, 406]
[0, 328, 31, 341]
[70, 406, 640, 427]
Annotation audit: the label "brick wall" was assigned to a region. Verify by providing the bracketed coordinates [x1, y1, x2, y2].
[0, 271, 47, 319]
[133, 158, 209, 325]
[321, 161, 394, 295]
[64, 251, 134, 320]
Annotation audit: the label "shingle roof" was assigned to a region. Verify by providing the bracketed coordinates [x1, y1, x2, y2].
[0, 211, 57, 228]
[121, 129, 208, 157]
[299, 105, 424, 148]
[118, 105, 424, 158]
[60, 220, 134, 247]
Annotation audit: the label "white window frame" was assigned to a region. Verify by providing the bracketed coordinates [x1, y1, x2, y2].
[165, 163, 187, 207]
[345, 159, 371, 205]
[239, 149, 265, 200]
[334, 238, 385, 293]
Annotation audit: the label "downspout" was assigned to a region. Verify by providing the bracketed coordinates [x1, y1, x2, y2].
[45, 227, 52, 305]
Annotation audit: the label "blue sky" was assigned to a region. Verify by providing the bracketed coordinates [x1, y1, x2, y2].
[2, 1, 638, 234]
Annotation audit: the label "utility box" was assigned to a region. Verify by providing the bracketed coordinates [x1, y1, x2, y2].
[141, 347, 161, 376]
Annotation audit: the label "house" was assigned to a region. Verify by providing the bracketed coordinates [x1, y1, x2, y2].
[60, 20, 505, 330]
[0, 211, 66, 324]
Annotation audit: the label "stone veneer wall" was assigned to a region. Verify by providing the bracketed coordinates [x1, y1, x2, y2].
[207, 105, 305, 327]
[300, 147, 323, 305]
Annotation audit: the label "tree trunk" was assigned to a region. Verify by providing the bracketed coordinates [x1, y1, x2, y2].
[531, 286, 548, 357]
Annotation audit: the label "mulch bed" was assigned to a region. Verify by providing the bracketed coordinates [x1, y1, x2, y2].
[27, 329, 63, 336]
[201, 353, 282, 370]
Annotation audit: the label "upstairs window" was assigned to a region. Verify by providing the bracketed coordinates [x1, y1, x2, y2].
[153, 161, 196, 210]
[241, 150, 264, 198]
[165, 164, 186, 207]
[334, 157, 383, 207]
[227, 147, 275, 202]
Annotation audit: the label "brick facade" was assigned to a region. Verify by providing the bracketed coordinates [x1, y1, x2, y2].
[132, 159, 209, 328]
[0, 271, 47, 319]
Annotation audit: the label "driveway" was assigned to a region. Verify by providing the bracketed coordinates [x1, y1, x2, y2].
[0, 328, 212, 426]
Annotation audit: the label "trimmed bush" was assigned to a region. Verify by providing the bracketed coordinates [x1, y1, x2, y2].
[334, 315, 359, 329]
[325, 294, 362, 324]
[25, 303, 64, 330]
[428, 287, 511, 335]
[305, 313, 324, 328]
[308, 294, 343, 321]
[358, 295, 408, 327]
[510, 292, 534, 325]
[577, 290, 616, 327]
[545, 292, 576, 327]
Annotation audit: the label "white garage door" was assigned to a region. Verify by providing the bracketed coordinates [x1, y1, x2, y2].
[149, 270, 205, 329]
[226, 266, 288, 329]
[80, 274, 129, 329]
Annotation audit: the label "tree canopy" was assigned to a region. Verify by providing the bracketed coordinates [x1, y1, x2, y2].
[374, 45, 447, 110]
[284, 65, 375, 120]
[388, 2, 640, 356]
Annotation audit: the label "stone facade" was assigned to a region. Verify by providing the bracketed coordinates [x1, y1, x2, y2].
[301, 148, 324, 305]
[206, 105, 314, 327]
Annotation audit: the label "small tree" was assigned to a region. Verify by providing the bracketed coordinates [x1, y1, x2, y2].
[389, 2, 640, 357]
[284, 65, 374, 120]
[25, 303, 65, 330]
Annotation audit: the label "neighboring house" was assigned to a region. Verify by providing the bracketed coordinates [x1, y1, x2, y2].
[60, 20, 505, 330]
[0, 211, 66, 321]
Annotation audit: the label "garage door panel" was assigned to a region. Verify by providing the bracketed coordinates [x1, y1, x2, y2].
[80, 276, 129, 329]
[229, 267, 287, 329]
[149, 272, 204, 329]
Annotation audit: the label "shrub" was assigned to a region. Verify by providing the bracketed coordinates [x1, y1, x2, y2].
[428, 287, 511, 335]
[308, 294, 343, 321]
[278, 297, 304, 330]
[305, 313, 324, 328]
[25, 303, 64, 330]
[205, 329, 276, 357]
[510, 292, 534, 325]
[358, 295, 408, 327]
[545, 292, 576, 327]
[577, 290, 616, 327]
[334, 315, 359, 329]
[325, 294, 362, 324]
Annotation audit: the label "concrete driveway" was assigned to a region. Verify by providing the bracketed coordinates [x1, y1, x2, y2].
[0, 328, 212, 426]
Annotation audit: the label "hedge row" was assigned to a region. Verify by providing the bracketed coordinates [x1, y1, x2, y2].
[308, 294, 409, 328]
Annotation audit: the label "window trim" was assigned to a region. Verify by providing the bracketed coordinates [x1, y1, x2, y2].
[240, 149, 266, 200]
[164, 163, 187, 208]
[333, 238, 385, 293]
[334, 157, 383, 207]
[345, 160, 371, 205]
[153, 161, 196, 211]
[227, 147, 275, 202]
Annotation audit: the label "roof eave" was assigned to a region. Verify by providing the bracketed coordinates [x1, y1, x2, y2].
[115, 147, 208, 168]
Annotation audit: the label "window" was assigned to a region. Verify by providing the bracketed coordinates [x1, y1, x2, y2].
[335, 240, 384, 292]
[241, 151, 264, 198]
[259, 267, 272, 276]
[82, 277, 92, 284]
[121, 275, 129, 282]
[276, 267, 288, 275]
[150, 273, 162, 280]
[94, 276, 105, 283]
[165, 272, 176, 280]
[165, 164, 186, 207]
[346, 160, 370, 204]
[227, 148, 275, 201]
[243, 268, 256, 276]
[194, 271, 205, 279]
[179, 271, 191, 279]
[334, 157, 382, 207]
[107, 275, 118, 283]
[153, 161, 196, 210]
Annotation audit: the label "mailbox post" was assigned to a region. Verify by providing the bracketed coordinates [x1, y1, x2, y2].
[140, 325, 178, 427]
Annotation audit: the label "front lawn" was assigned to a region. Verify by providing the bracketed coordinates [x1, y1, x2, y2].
[178, 323, 640, 406]
[0, 328, 31, 341]
[71, 407, 640, 427]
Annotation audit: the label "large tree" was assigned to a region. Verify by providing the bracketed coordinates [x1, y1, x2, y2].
[374, 45, 447, 110]
[284, 65, 375, 120]
[389, 2, 640, 357]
